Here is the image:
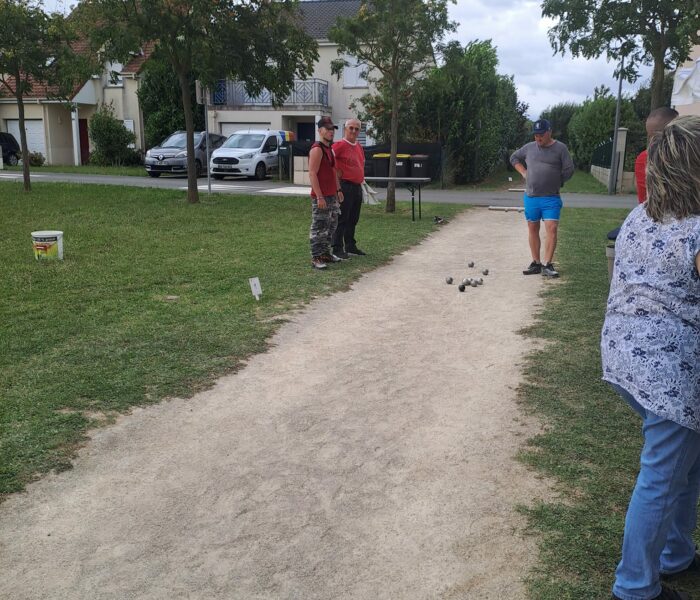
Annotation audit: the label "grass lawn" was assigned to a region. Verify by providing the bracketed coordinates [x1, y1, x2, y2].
[519, 207, 700, 599]
[429, 165, 608, 194]
[6, 165, 147, 177]
[0, 182, 466, 498]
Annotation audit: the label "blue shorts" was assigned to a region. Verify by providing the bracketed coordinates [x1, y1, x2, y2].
[523, 194, 562, 222]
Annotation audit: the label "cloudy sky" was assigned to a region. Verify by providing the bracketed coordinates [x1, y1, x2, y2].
[448, 0, 652, 118]
[45, 0, 653, 119]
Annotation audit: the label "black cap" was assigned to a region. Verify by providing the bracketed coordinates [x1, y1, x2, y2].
[317, 116, 338, 130]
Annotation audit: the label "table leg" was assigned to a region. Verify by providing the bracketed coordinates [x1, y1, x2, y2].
[418, 184, 422, 220]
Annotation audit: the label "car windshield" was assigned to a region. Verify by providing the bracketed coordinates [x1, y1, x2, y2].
[222, 134, 266, 149]
[159, 132, 202, 148]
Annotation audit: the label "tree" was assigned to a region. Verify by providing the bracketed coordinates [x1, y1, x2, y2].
[0, 0, 94, 191]
[539, 102, 580, 147]
[631, 73, 674, 121]
[567, 92, 640, 169]
[406, 41, 529, 184]
[137, 52, 205, 150]
[82, 0, 318, 204]
[542, 0, 700, 110]
[330, 0, 455, 212]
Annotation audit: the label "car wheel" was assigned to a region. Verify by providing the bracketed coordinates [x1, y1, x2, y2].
[213, 175, 225, 180]
[8, 153, 19, 166]
[254, 162, 267, 180]
[147, 172, 161, 178]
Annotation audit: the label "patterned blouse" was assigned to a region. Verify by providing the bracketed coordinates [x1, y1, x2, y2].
[601, 204, 700, 431]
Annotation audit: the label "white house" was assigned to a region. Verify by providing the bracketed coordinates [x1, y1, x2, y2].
[0, 43, 152, 166]
[207, 0, 373, 143]
[672, 44, 700, 116]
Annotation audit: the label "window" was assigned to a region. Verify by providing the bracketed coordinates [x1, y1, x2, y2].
[106, 61, 123, 86]
[342, 54, 368, 88]
[263, 136, 278, 153]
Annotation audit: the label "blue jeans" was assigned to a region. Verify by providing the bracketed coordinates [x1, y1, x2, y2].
[612, 383, 700, 599]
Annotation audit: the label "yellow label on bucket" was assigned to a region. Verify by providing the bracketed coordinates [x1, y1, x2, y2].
[33, 237, 58, 259]
[31, 231, 63, 260]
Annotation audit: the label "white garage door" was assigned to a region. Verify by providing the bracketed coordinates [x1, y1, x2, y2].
[220, 122, 271, 137]
[6, 119, 46, 157]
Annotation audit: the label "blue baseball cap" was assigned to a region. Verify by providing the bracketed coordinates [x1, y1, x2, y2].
[532, 119, 551, 134]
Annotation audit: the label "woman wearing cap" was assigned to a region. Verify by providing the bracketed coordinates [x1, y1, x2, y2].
[602, 115, 700, 600]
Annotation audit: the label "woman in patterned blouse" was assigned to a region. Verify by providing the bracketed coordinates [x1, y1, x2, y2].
[603, 116, 700, 600]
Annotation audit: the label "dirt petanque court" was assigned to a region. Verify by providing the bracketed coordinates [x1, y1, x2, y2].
[0, 209, 553, 599]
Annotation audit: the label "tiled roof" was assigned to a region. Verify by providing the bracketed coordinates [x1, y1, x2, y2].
[0, 37, 92, 100]
[122, 42, 156, 74]
[298, 0, 361, 40]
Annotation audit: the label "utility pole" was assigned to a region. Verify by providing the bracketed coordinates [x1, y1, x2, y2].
[608, 57, 624, 195]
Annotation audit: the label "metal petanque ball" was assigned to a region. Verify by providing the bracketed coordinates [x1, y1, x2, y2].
[470, 280, 478, 287]
[477, 278, 484, 285]
[446, 276, 453, 284]
[458, 283, 466, 292]
[468, 261, 475, 267]
[482, 269, 489, 276]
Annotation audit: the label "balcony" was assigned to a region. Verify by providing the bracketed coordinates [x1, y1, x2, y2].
[211, 78, 329, 110]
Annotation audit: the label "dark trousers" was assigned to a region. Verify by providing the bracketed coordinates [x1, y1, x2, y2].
[332, 180, 363, 252]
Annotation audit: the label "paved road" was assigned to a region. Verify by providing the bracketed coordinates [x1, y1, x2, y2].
[0, 170, 637, 208]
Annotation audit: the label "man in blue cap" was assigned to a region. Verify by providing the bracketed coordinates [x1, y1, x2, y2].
[510, 118, 574, 278]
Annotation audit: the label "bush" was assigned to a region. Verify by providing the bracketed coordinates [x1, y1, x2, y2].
[88, 103, 141, 166]
[21, 151, 46, 166]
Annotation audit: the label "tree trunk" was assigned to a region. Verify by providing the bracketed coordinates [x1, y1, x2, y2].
[649, 47, 667, 111]
[16, 87, 30, 192]
[386, 84, 400, 213]
[177, 69, 199, 204]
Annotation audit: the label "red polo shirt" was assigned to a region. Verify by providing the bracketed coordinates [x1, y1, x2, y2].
[635, 149, 647, 203]
[332, 139, 365, 184]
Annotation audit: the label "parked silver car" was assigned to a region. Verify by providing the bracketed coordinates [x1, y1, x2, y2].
[144, 131, 226, 177]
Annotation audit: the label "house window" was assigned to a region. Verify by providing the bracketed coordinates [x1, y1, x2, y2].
[342, 54, 368, 88]
[106, 62, 123, 87]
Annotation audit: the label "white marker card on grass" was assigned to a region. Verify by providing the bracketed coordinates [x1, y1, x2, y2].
[249, 277, 262, 301]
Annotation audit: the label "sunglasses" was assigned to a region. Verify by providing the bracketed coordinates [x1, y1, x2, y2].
[347, 126, 360, 131]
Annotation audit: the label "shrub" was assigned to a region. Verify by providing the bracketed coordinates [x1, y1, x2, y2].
[21, 151, 46, 166]
[88, 103, 141, 166]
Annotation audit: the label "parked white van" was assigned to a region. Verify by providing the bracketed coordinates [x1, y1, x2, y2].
[210, 130, 294, 180]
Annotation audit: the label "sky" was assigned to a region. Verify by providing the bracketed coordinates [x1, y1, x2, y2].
[44, 0, 653, 120]
[447, 0, 653, 119]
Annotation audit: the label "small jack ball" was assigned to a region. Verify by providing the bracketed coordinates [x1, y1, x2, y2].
[482, 269, 489, 276]
[458, 283, 466, 292]
[446, 277, 453, 284]
[468, 261, 475, 267]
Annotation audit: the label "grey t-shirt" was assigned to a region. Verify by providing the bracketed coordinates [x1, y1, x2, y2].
[510, 140, 574, 197]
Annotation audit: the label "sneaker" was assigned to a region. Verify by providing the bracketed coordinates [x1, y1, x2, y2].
[321, 253, 342, 263]
[334, 250, 350, 260]
[613, 584, 691, 599]
[661, 552, 700, 581]
[522, 261, 542, 275]
[311, 257, 327, 270]
[347, 247, 366, 256]
[542, 263, 560, 278]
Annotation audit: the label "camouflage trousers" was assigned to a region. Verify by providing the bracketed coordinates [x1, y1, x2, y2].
[310, 195, 340, 258]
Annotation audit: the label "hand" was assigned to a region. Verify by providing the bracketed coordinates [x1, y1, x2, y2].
[337, 190, 344, 203]
[317, 196, 327, 210]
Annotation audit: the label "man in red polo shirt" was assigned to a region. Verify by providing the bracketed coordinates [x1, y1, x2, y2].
[332, 118, 367, 259]
[635, 107, 678, 203]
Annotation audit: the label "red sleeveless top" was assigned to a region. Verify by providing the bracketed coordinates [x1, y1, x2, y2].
[310, 141, 337, 198]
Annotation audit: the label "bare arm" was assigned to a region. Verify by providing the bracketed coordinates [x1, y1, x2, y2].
[308, 147, 326, 209]
[695, 251, 700, 276]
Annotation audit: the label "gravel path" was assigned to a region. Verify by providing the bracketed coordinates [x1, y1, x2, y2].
[0, 208, 551, 599]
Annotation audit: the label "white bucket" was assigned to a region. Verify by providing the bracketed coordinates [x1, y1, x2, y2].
[32, 230, 64, 260]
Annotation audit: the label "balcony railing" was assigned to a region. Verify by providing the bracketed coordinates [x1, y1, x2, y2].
[211, 78, 329, 108]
